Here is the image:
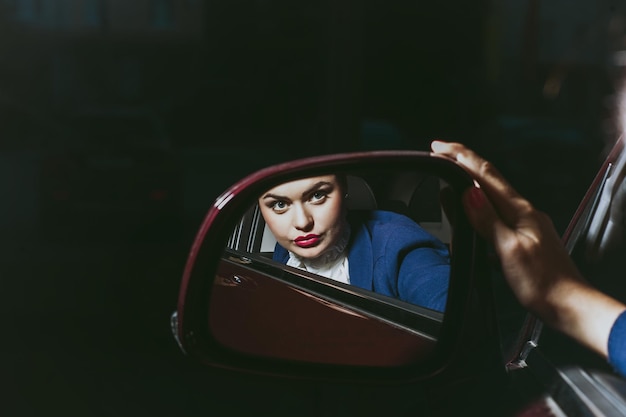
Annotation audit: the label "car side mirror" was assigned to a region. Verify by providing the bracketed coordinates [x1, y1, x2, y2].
[172, 150, 496, 383]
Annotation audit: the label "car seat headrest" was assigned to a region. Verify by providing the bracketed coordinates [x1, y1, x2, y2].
[345, 175, 377, 210]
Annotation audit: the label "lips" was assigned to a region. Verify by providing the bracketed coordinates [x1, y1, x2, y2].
[294, 234, 320, 248]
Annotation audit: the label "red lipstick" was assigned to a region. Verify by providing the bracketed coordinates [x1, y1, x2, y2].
[294, 234, 320, 248]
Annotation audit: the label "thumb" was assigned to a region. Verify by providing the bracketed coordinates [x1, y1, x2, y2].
[462, 186, 501, 243]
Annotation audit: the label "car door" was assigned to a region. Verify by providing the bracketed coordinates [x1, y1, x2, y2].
[494, 135, 626, 417]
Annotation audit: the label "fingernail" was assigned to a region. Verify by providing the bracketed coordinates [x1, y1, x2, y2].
[464, 187, 485, 209]
[430, 140, 444, 151]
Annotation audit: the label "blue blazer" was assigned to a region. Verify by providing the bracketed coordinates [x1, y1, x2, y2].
[273, 210, 450, 311]
[609, 310, 626, 377]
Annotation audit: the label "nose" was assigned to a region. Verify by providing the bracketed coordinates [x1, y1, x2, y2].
[292, 204, 313, 231]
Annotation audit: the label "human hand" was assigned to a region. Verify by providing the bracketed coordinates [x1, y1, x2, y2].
[430, 140, 625, 357]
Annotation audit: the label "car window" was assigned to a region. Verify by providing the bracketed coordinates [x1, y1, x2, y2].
[490, 143, 626, 369]
[572, 147, 626, 306]
[532, 143, 626, 371]
[226, 170, 454, 315]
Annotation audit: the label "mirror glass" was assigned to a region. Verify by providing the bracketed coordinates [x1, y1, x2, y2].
[210, 167, 457, 367]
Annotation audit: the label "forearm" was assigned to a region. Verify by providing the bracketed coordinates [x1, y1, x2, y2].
[539, 278, 626, 358]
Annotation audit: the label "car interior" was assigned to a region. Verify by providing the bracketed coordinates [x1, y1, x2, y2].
[208, 171, 451, 367]
[226, 172, 452, 257]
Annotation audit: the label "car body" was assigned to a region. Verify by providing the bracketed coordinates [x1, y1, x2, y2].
[171, 139, 626, 416]
[38, 107, 182, 241]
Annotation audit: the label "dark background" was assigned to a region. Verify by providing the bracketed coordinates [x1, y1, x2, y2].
[1, 1, 623, 416]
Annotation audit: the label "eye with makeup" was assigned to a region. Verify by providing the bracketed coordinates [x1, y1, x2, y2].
[266, 199, 290, 214]
[261, 181, 336, 215]
[309, 188, 332, 204]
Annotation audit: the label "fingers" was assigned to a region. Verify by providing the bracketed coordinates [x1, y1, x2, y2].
[462, 186, 513, 247]
[430, 140, 513, 194]
[431, 140, 530, 226]
[442, 178, 504, 244]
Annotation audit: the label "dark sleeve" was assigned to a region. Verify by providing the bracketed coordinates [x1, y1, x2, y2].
[272, 243, 289, 264]
[372, 219, 450, 312]
[395, 239, 450, 312]
[608, 310, 626, 377]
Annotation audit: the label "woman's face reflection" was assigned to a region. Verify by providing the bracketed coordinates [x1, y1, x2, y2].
[258, 175, 347, 260]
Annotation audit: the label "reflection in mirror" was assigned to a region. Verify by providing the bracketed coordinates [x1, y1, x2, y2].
[228, 169, 453, 309]
[215, 168, 454, 366]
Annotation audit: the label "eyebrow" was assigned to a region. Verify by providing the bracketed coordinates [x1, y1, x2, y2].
[261, 180, 334, 201]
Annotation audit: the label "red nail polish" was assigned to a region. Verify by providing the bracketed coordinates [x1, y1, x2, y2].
[465, 187, 484, 209]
